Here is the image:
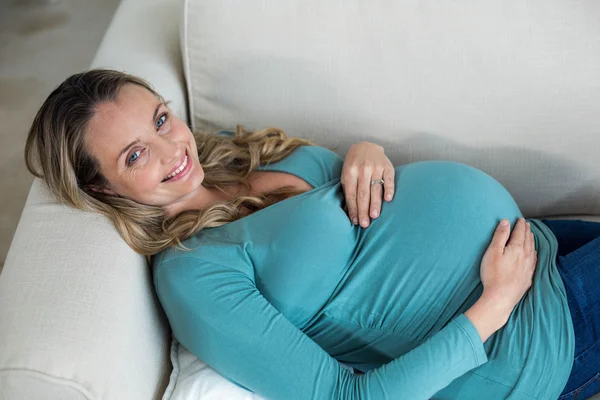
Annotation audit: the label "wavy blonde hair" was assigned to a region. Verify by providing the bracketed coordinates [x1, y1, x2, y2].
[25, 69, 317, 259]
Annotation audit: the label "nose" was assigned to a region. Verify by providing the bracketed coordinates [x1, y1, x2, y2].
[156, 136, 182, 166]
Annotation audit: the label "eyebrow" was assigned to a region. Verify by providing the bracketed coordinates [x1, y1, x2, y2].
[116, 102, 163, 164]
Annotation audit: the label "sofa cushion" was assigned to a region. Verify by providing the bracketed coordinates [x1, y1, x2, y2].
[182, 0, 600, 218]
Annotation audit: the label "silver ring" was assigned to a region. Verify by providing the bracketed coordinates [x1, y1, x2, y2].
[370, 179, 385, 186]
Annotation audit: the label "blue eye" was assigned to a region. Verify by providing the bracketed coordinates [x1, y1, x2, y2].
[156, 114, 167, 129]
[128, 149, 141, 165]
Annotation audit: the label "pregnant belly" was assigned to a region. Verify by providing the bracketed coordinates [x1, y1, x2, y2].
[328, 161, 523, 340]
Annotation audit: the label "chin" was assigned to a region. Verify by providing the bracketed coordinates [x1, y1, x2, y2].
[181, 168, 205, 197]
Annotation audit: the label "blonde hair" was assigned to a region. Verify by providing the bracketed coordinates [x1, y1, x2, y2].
[25, 68, 317, 259]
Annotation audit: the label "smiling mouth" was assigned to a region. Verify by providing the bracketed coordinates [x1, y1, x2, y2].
[161, 151, 189, 182]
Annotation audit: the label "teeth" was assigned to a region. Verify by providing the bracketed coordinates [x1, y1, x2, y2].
[164, 155, 188, 180]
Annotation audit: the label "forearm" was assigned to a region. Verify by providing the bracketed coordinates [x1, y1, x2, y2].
[356, 314, 488, 399]
[464, 292, 511, 342]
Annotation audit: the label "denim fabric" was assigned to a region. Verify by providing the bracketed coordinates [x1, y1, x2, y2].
[541, 219, 600, 400]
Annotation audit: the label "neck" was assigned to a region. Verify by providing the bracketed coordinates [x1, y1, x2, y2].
[163, 183, 243, 218]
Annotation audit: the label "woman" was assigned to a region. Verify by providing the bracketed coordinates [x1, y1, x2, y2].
[24, 69, 599, 400]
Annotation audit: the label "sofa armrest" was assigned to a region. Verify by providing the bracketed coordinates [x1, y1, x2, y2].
[0, 0, 183, 399]
[0, 181, 171, 400]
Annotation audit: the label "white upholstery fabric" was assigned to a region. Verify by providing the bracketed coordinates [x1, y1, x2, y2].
[0, 180, 169, 400]
[92, 0, 189, 124]
[0, 0, 185, 398]
[183, 0, 600, 219]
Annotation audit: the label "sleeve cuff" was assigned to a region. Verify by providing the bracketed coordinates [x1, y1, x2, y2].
[453, 314, 489, 366]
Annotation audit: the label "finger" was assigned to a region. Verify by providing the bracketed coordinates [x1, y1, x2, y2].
[529, 231, 535, 252]
[358, 169, 372, 227]
[369, 173, 384, 219]
[508, 218, 527, 248]
[528, 250, 538, 277]
[342, 171, 359, 225]
[530, 232, 538, 268]
[490, 219, 511, 253]
[383, 167, 395, 201]
[531, 252, 538, 270]
[524, 224, 532, 255]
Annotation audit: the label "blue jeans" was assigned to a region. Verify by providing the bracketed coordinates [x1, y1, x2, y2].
[541, 219, 600, 400]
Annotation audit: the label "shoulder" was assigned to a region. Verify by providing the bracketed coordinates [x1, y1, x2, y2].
[282, 144, 344, 184]
[152, 244, 247, 278]
[152, 252, 253, 308]
[294, 144, 343, 162]
[151, 241, 206, 272]
[152, 240, 254, 287]
[301, 144, 344, 181]
[151, 251, 214, 288]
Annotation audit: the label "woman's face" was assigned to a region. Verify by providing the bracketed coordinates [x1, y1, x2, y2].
[85, 83, 206, 212]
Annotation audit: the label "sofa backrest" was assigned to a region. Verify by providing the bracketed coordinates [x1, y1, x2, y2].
[182, 0, 600, 218]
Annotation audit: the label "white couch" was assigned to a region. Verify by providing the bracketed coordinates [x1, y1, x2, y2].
[1, 0, 599, 399]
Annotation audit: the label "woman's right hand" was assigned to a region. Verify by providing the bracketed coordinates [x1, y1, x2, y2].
[465, 218, 538, 342]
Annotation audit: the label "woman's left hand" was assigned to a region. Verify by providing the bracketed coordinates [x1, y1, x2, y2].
[341, 142, 395, 228]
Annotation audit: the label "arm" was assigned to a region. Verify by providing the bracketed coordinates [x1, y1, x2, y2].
[154, 258, 490, 400]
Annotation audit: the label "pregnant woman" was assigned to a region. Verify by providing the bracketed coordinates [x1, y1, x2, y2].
[25, 69, 599, 400]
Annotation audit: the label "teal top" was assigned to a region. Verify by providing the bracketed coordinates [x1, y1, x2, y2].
[152, 144, 574, 400]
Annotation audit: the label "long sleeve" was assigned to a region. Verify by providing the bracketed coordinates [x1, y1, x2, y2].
[153, 257, 488, 400]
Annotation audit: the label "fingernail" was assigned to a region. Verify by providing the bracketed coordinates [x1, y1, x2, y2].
[352, 217, 358, 225]
[386, 193, 393, 200]
[500, 220, 508, 227]
[372, 210, 379, 218]
[361, 218, 369, 227]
